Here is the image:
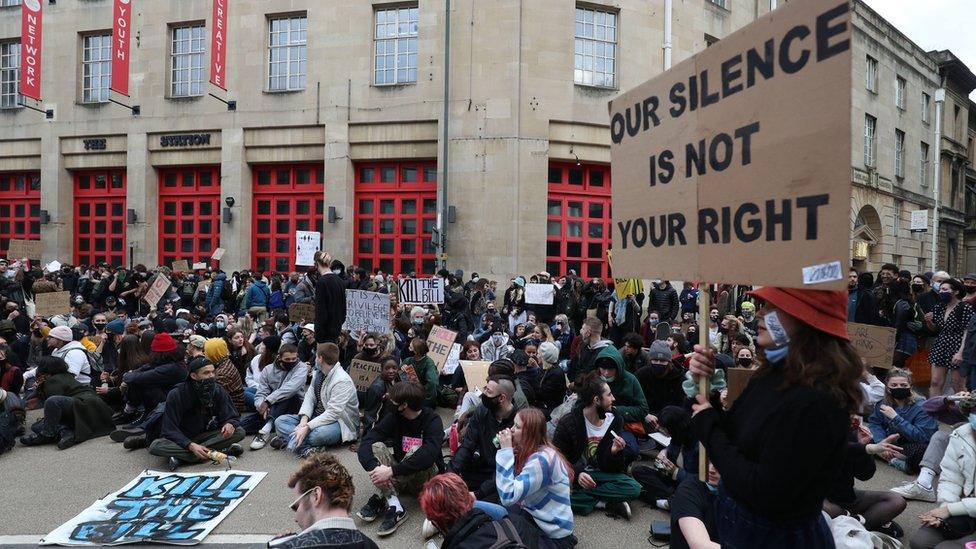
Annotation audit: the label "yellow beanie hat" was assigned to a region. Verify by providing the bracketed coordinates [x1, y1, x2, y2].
[204, 338, 229, 363]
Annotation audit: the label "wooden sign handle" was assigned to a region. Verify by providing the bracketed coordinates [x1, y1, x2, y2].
[698, 283, 711, 481]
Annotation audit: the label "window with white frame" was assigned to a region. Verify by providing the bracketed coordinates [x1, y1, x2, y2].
[268, 15, 307, 92]
[920, 141, 929, 187]
[864, 114, 876, 167]
[894, 129, 905, 178]
[895, 76, 906, 110]
[574, 6, 616, 88]
[0, 0, 22, 7]
[866, 56, 878, 93]
[0, 41, 19, 109]
[171, 24, 205, 97]
[707, 0, 730, 9]
[82, 34, 111, 104]
[374, 6, 418, 86]
[922, 92, 931, 124]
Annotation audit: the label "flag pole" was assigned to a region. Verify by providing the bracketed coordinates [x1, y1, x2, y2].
[698, 282, 711, 481]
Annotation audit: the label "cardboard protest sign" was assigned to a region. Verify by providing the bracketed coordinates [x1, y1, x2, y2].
[171, 260, 189, 273]
[525, 283, 555, 305]
[34, 291, 70, 318]
[192, 262, 208, 270]
[609, 1, 852, 290]
[295, 231, 321, 266]
[443, 343, 461, 375]
[40, 470, 266, 546]
[211, 248, 226, 261]
[725, 367, 756, 406]
[341, 290, 391, 334]
[144, 274, 172, 308]
[398, 277, 445, 305]
[7, 238, 43, 259]
[426, 325, 458, 373]
[848, 322, 897, 370]
[460, 360, 491, 393]
[288, 303, 316, 323]
[400, 363, 420, 384]
[349, 359, 383, 392]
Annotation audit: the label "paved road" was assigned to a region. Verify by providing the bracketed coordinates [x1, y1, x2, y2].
[0, 408, 934, 548]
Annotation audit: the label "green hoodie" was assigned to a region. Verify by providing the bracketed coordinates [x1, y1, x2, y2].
[595, 345, 649, 423]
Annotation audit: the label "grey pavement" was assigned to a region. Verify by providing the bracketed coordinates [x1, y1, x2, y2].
[0, 408, 936, 548]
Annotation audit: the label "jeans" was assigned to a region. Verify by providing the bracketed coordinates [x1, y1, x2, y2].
[714, 485, 834, 549]
[241, 395, 302, 435]
[243, 386, 257, 412]
[136, 402, 166, 432]
[43, 395, 75, 432]
[474, 501, 507, 520]
[274, 414, 342, 454]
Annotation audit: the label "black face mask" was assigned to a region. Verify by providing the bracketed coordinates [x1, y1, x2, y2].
[911, 284, 925, 294]
[737, 357, 753, 367]
[279, 360, 299, 371]
[967, 287, 976, 295]
[191, 378, 217, 408]
[890, 387, 912, 401]
[481, 393, 501, 412]
[364, 347, 378, 357]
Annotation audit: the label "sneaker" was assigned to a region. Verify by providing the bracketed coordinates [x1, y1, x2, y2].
[110, 427, 143, 443]
[875, 520, 904, 539]
[56, 433, 77, 450]
[422, 518, 438, 540]
[167, 457, 181, 472]
[298, 446, 322, 459]
[890, 481, 936, 502]
[606, 501, 632, 521]
[377, 507, 408, 536]
[225, 443, 244, 458]
[357, 494, 386, 523]
[123, 435, 148, 450]
[889, 458, 908, 473]
[249, 433, 268, 451]
[269, 434, 287, 450]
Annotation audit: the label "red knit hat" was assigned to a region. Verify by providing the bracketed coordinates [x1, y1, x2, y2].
[747, 287, 849, 341]
[150, 332, 178, 353]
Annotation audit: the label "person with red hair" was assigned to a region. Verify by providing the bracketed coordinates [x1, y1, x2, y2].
[497, 407, 577, 548]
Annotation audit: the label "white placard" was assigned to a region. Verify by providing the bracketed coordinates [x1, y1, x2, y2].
[910, 209, 929, 232]
[341, 290, 391, 334]
[524, 283, 555, 305]
[398, 277, 445, 305]
[295, 231, 321, 267]
[442, 343, 462, 375]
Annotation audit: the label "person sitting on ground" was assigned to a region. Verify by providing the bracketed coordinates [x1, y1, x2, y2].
[619, 333, 651, 373]
[868, 368, 938, 473]
[356, 381, 444, 537]
[245, 335, 280, 409]
[147, 356, 244, 471]
[566, 318, 612, 384]
[246, 343, 309, 450]
[363, 356, 399, 438]
[823, 416, 908, 538]
[632, 405, 698, 511]
[268, 453, 380, 549]
[537, 341, 567, 418]
[402, 338, 439, 409]
[553, 372, 641, 520]
[481, 330, 515, 362]
[273, 343, 360, 457]
[636, 340, 686, 426]
[204, 337, 246, 413]
[419, 473, 539, 549]
[449, 377, 522, 502]
[19, 356, 114, 450]
[497, 407, 577, 548]
[46, 325, 92, 386]
[669, 463, 722, 549]
[594, 344, 648, 457]
[117, 333, 187, 427]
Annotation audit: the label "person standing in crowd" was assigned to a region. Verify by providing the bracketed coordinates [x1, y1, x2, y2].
[687, 287, 864, 548]
[148, 356, 244, 471]
[648, 280, 679, 323]
[244, 275, 272, 323]
[849, 268, 880, 325]
[315, 252, 347, 344]
[875, 263, 901, 325]
[273, 343, 360, 457]
[913, 274, 939, 314]
[268, 453, 379, 549]
[925, 278, 973, 396]
[868, 368, 938, 473]
[246, 343, 309, 450]
[889, 280, 919, 369]
[679, 282, 699, 322]
[19, 356, 113, 449]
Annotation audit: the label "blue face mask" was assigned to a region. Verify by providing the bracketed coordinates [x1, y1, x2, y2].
[968, 414, 976, 431]
[762, 344, 790, 364]
[705, 482, 719, 494]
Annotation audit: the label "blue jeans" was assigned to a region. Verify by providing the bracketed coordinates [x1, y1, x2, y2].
[243, 386, 257, 412]
[274, 414, 342, 454]
[475, 501, 507, 520]
[714, 485, 834, 549]
[241, 395, 302, 435]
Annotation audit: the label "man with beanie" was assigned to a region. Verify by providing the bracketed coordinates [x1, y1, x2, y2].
[635, 340, 686, 423]
[246, 343, 309, 450]
[204, 338, 245, 412]
[149, 357, 244, 471]
[47, 325, 92, 385]
[538, 341, 568, 416]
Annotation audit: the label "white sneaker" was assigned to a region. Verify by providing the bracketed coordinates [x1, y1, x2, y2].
[421, 518, 438, 540]
[890, 481, 936, 502]
[249, 433, 267, 451]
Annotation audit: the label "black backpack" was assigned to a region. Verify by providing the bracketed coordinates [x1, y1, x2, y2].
[487, 518, 529, 549]
[70, 347, 104, 389]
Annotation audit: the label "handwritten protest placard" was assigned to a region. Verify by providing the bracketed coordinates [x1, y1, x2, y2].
[35, 291, 71, 318]
[295, 231, 321, 267]
[341, 290, 390, 334]
[443, 343, 461, 376]
[398, 278, 445, 305]
[349, 359, 383, 392]
[288, 303, 315, 323]
[609, 0, 852, 290]
[848, 322, 896, 370]
[427, 325, 458, 374]
[144, 274, 172, 308]
[7, 239, 43, 259]
[40, 470, 266, 546]
[171, 260, 189, 273]
[525, 283, 555, 305]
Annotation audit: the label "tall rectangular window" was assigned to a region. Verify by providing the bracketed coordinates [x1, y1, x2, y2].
[922, 92, 931, 123]
[82, 34, 112, 103]
[374, 6, 418, 86]
[865, 55, 878, 93]
[0, 1, 22, 6]
[171, 25, 205, 97]
[574, 6, 616, 88]
[268, 15, 307, 92]
[0, 41, 19, 109]
[894, 129, 905, 178]
[864, 115, 876, 167]
[895, 76, 906, 110]
[920, 141, 929, 187]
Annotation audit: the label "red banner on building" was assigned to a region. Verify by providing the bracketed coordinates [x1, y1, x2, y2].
[20, 0, 43, 101]
[110, 0, 132, 96]
[210, 0, 228, 90]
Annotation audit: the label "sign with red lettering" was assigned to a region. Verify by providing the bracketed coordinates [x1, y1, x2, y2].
[210, 0, 228, 89]
[20, 0, 43, 101]
[110, 0, 132, 96]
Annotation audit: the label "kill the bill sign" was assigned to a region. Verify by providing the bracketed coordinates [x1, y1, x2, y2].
[610, 0, 852, 290]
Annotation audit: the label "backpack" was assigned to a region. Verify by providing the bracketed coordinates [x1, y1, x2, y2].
[70, 347, 105, 389]
[487, 517, 529, 549]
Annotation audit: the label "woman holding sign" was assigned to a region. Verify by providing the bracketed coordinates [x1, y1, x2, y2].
[688, 288, 863, 548]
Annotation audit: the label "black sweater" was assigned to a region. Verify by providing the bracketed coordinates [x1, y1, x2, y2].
[315, 273, 346, 343]
[691, 366, 849, 522]
[358, 408, 444, 476]
[553, 405, 627, 483]
[827, 437, 876, 506]
[157, 382, 241, 449]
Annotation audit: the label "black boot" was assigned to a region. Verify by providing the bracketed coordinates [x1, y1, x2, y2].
[123, 435, 148, 450]
[57, 428, 77, 450]
[20, 425, 58, 446]
[112, 409, 142, 425]
[167, 457, 182, 471]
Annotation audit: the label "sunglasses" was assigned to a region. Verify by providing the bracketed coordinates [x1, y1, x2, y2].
[290, 487, 316, 512]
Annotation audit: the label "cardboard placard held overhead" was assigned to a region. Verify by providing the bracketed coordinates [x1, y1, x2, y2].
[460, 360, 492, 393]
[609, 0, 852, 290]
[144, 274, 172, 308]
[525, 283, 555, 305]
[288, 303, 316, 323]
[171, 260, 190, 273]
[426, 325, 458, 374]
[341, 290, 391, 334]
[34, 291, 71, 318]
[848, 322, 897, 370]
[348, 359, 383, 393]
[7, 239, 43, 260]
[398, 278, 445, 305]
[211, 248, 226, 261]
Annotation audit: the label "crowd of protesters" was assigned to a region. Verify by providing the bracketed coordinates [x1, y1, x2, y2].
[9, 252, 976, 548]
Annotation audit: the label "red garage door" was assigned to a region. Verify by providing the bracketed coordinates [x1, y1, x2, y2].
[546, 162, 611, 279]
[75, 170, 127, 266]
[354, 161, 437, 276]
[0, 172, 41, 258]
[252, 164, 325, 273]
[158, 167, 221, 266]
